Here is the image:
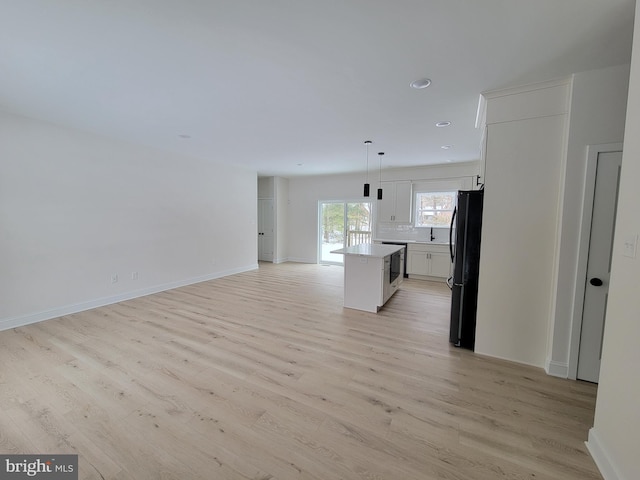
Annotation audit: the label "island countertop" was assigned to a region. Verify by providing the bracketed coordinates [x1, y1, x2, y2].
[331, 244, 405, 258]
[373, 238, 450, 245]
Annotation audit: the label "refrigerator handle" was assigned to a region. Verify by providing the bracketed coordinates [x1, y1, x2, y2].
[449, 206, 457, 262]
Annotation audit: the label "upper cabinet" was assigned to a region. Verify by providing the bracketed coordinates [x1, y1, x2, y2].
[377, 181, 412, 223]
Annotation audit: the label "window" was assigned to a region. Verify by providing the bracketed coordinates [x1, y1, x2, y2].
[414, 191, 456, 228]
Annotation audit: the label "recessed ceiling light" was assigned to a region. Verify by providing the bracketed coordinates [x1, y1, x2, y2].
[436, 121, 451, 127]
[178, 134, 191, 139]
[410, 78, 432, 89]
[441, 144, 453, 150]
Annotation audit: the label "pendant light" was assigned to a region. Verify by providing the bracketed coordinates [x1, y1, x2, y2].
[363, 140, 372, 197]
[377, 152, 384, 200]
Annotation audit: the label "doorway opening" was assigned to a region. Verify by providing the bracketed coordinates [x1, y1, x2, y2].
[318, 201, 372, 265]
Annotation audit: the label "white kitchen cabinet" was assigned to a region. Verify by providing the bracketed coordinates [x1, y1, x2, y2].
[429, 251, 452, 278]
[377, 181, 412, 223]
[407, 250, 429, 275]
[406, 243, 451, 280]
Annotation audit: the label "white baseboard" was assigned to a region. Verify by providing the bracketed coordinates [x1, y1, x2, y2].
[0, 264, 258, 333]
[472, 350, 543, 370]
[473, 352, 570, 378]
[586, 428, 624, 480]
[407, 274, 447, 283]
[286, 257, 317, 264]
[545, 359, 569, 378]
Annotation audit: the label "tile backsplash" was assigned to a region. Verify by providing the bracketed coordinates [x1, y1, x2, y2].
[376, 223, 451, 243]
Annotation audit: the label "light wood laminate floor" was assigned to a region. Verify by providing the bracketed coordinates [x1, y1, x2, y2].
[0, 262, 601, 479]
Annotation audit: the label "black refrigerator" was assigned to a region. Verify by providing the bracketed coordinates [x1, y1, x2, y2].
[448, 189, 484, 350]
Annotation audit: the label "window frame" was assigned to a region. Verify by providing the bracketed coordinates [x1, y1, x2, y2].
[413, 190, 457, 228]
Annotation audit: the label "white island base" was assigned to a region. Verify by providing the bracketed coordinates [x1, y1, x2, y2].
[331, 244, 404, 313]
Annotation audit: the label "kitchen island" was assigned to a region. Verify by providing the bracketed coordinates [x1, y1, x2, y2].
[331, 244, 405, 313]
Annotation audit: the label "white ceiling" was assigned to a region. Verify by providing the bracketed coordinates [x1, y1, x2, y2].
[0, 1, 634, 177]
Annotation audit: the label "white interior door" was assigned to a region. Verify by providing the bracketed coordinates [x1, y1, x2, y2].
[577, 150, 622, 383]
[258, 199, 274, 262]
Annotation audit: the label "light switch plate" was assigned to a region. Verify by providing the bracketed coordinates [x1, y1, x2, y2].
[623, 234, 638, 258]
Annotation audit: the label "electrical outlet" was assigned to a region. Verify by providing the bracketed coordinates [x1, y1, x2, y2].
[131, 271, 138, 280]
[111, 274, 119, 284]
[623, 235, 638, 258]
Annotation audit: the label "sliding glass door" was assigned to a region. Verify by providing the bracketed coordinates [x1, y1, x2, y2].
[319, 201, 372, 264]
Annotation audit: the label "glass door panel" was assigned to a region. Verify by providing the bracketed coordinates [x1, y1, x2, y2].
[319, 201, 371, 265]
[346, 202, 372, 247]
[320, 202, 345, 264]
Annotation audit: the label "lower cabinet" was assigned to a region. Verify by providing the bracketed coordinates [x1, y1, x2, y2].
[406, 244, 451, 280]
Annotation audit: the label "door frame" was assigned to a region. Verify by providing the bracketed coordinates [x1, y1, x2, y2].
[318, 199, 372, 265]
[568, 142, 622, 380]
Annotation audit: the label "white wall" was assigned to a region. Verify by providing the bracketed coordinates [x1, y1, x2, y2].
[275, 176, 289, 263]
[475, 67, 630, 371]
[0, 111, 258, 330]
[588, 4, 640, 479]
[548, 64, 630, 378]
[475, 79, 571, 367]
[258, 176, 274, 198]
[287, 162, 479, 263]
